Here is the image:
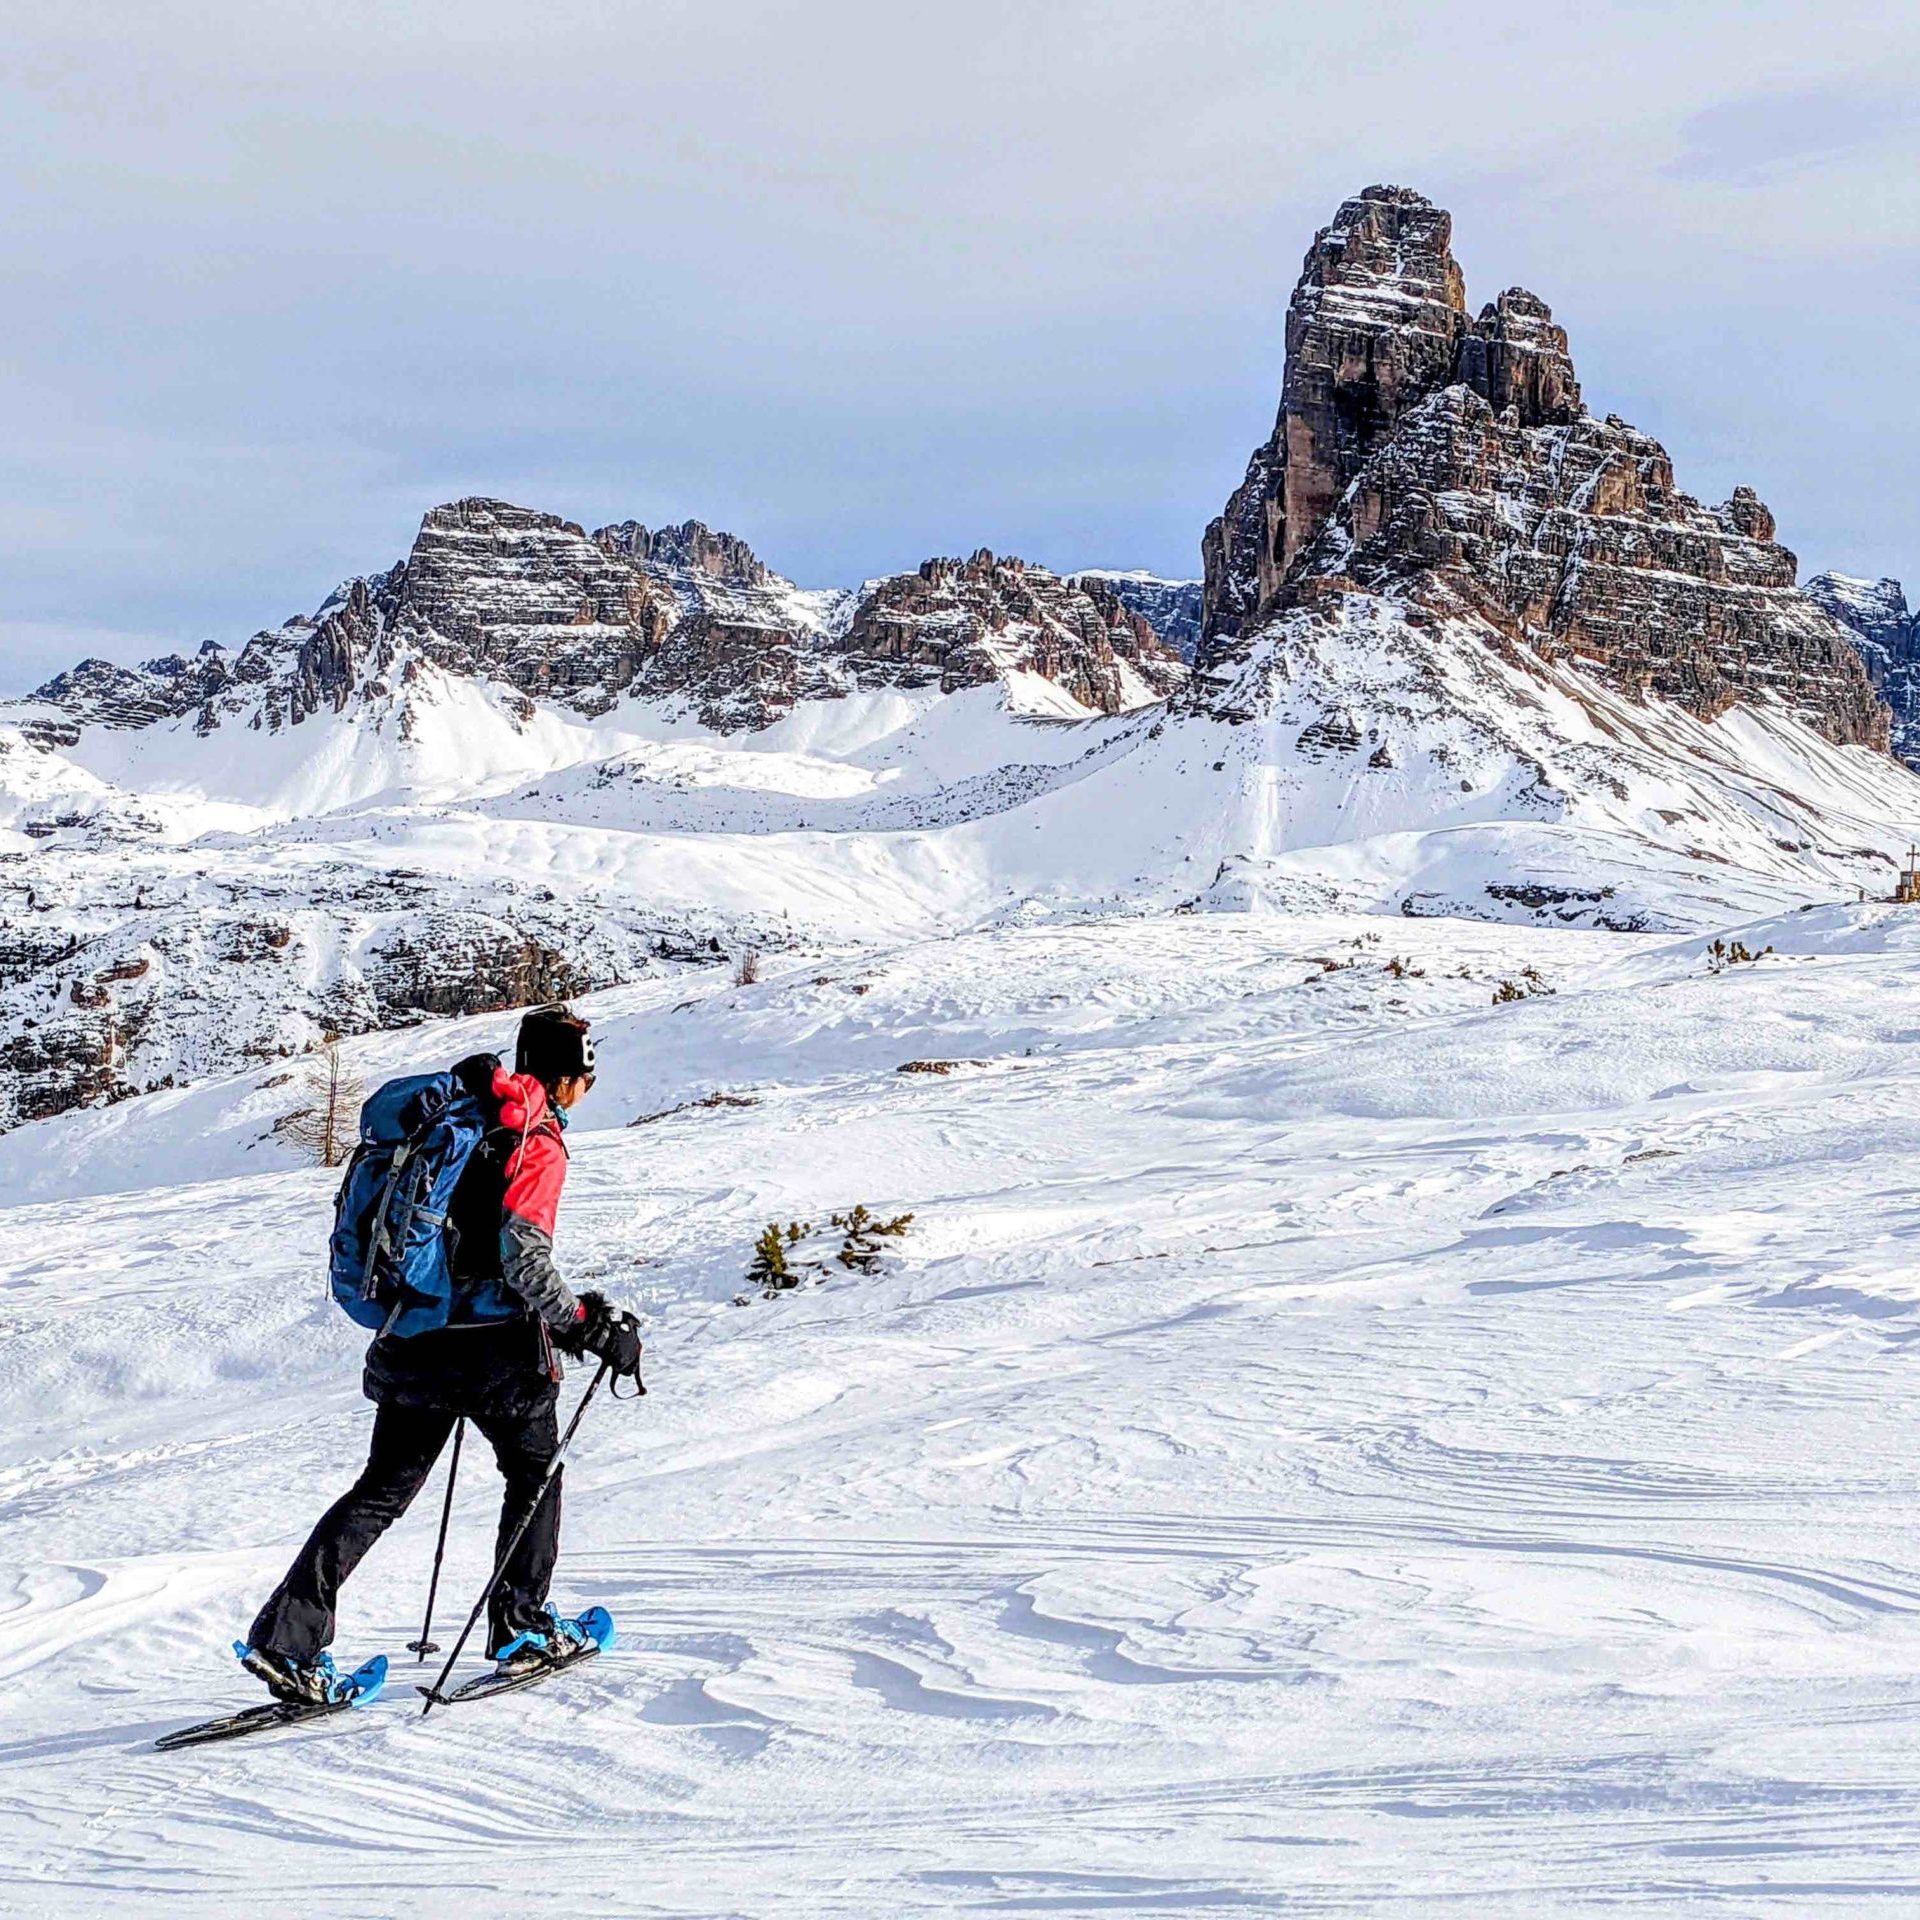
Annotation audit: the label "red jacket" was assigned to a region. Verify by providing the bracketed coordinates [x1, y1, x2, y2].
[493, 1066, 582, 1334]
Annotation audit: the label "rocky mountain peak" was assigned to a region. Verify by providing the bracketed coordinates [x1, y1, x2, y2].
[1304, 185, 1466, 320]
[841, 550, 1185, 711]
[1069, 573, 1203, 662]
[1201, 186, 1472, 651]
[1198, 185, 1889, 752]
[1806, 571, 1911, 642]
[593, 518, 770, 587]
[17, 497, 1196, 753]
[1457, 288, 1581, 428]
[1806, 570, 1920, 766]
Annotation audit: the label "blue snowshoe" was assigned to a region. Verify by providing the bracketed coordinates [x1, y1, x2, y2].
[492, 1604, 616, 1678]
[421, 1606, 613, 1710]
[155, 1649, 388, 1751]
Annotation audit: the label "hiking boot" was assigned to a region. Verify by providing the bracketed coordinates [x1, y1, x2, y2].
[236, 1643, 341, 1706]
[491, 1606, 600, 1674]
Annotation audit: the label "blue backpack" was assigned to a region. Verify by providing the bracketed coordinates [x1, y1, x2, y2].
[329, 1072, 491, 1339]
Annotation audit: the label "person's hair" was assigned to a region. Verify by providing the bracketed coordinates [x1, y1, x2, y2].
[515, 1004, 594, 1090]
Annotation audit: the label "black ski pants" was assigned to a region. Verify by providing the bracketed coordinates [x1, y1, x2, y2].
[248, 1397, 562, 1663]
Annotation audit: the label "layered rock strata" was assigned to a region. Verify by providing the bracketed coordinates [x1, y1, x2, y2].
[25, 504, 1190, 747]
[1806, 572, 1920, 766]
[842, 551, 1184, 708]
[1199, 185, 1889, 750]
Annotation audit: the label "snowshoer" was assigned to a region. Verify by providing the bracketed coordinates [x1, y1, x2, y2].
[238, 1004, 644, 1704]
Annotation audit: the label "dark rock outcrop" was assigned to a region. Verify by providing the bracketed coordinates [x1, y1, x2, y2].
[1204, 186, 1469, 649]
[841, 551, 1185, 711]
[594, 518, 770, 585]
[0, 860, 750, 1132]
[1199, 185, 1890, 751]
[1456, 288, 1581, 429]
[1806, 572, 1920, 766]
[1071, 573, 1203, 661]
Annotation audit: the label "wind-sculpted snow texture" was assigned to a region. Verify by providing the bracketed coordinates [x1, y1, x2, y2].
[1200, 185, 1889, 752]
[11, 908, 1920, 1913]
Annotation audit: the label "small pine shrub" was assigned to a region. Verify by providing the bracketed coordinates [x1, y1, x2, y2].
[1704, 939, 1773, 975]
[739, 1207, 912, 1299]
[830, 1205, 915, 1272]
[1492, 968, 1554, 1005]
[744, 1219, 813, 1293]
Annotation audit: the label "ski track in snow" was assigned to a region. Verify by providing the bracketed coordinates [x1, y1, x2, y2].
[7, 910, 1920, 1913]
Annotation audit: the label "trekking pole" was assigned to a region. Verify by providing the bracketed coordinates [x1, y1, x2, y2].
[418, 1361, 611, 1716]
[407, 1417, 465, 1661]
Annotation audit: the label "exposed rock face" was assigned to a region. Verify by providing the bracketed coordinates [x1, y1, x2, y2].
[841, 551, 1185, 710]
[1806, 572, 1920, 766]
[594, 518, 770, 585]
[1455, 288, 1581, 429]
[1301, 389, 1888, 745]
[19, 500, 840, 738]
[385, 500, 657, 714]
[363, 914, 600, 1019]
[1198, 185, 1891, 751]
[1070, 573, 1204, 661]
[0, 855, 744, 1132]
[24, 502, 1187, 745]
[1204, 186, 1469, 647]
[25, 647, 236, 745]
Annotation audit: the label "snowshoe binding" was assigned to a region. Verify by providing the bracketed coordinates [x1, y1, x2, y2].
[155, 1649, 388, 1751]
[492, 1604, 614, 1675]
[238, 1644, 350, 1707]
[421, 1606, 613, 1711]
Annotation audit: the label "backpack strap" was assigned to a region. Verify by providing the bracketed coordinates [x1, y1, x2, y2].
[359, 1141, 416, 1303]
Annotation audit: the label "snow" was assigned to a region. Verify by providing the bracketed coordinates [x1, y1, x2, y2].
[14, 575, 1920, 1908]
[10, 906, 1920, 1912]
[13, 584, 1920, 1139]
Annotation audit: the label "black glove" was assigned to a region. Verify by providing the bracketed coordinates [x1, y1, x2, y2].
[552, 1309, 587, 1359]
[574, 1289, 644, 1381]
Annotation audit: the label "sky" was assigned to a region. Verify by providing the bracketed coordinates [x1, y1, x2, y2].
[2, 0, 1916, 690]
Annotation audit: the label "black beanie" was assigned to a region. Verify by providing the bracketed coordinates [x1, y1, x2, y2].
[515, 1005, 595, 1085]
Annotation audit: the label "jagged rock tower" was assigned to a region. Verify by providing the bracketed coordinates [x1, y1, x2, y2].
[1805, 572, 1920, 767]
[1200, 184, 1888, 751]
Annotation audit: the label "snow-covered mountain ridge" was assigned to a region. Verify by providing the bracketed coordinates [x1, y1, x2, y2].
[1805, 570, 1920, 768]
[20, 500, 1188, 746]
[5, 183, 1920, 1132]
[1200, 186, 1887, 753]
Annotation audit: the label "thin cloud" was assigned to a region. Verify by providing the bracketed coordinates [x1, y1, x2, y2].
[1663, 83, 1910, 187]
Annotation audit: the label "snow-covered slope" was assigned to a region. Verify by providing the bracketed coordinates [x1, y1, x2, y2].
[12, 904, 1920, 1912]
[8, 583, 1920, 1129]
